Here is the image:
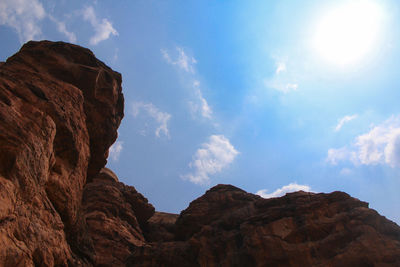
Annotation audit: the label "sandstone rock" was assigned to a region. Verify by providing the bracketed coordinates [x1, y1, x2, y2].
[144, 212, 179, 242]
[134, 185, 400, 267]
[0, 40, 123, 266]
[175, 184, 261, 240]
[82, 168, 154, 266]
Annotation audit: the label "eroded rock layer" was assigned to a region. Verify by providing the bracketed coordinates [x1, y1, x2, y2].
[0, 41, 399, 267]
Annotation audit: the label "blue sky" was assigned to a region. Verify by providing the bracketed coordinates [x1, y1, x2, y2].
[1, 0, 400, 224]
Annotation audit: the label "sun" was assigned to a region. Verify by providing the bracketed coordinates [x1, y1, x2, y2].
[313, 1, 384, 66]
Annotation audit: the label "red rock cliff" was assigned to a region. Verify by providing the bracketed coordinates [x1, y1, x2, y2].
[0, 41, 399, 267]
[0, 40, 128, 266]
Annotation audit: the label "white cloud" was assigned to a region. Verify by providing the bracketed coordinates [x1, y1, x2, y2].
[256, 183, 312, 198]
[265, 57, 298, 93]
[285, 83, 298, 92]
[48, 15, 76, 43]
[340, 168, 353, 176]
[182, 135, 239, 185]
[109, 140, 123, 161]
[132, 102, 171, 138]
[327, 115, 400, 167]
[161, 48, 213, 120]
[326, 147, 357, 165]
[198, 94, 212, 119]
[276, 61, 286, 74]
[161, 47, 197, 73]
[83, 6, 118, 45]
[0, 2, 118, 45]
[335, 114, 358, 132]
[0, 0, 46, 42]
[265, 80, 298, 93]
[189, 81, 212, 119]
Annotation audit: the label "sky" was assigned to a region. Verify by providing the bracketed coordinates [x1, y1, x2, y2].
[1, 0, 399, 224]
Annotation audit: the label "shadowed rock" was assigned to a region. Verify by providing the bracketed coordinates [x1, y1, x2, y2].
[83, 168, 154, 266]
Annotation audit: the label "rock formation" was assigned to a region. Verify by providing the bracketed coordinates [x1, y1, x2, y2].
[82, 168, 154, 266]
[0, 41, 399, 266]
[133, 185, 400, 266]
[0, 40, 126, 266]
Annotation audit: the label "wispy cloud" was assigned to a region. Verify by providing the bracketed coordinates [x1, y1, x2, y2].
[48, 15, 77, 43]
[265, 80, 298, 93]
[0, 1, 118, 45]
[327, 115, 400, 167]
[256, 183, 312, 198]
[161, 47, 197, 73]
[109, 140, 123, 161]
[182, 135, 239, 185]
[189, 80, 212, 119]
[132, 102, 171, 138]
[83, 6, 118, 45]
[0, 0, 46, 42]
[265, 57, 299, 93]
[285, 83, 298, 92]
[276, 61, 286, 74]
[161, 48, 213, 120]
[340, 168, 353, 176]
[326, 147, 357, 165]
[335, 114, 358, 132]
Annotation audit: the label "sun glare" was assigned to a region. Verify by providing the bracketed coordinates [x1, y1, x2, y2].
[313, 1, 384, 67]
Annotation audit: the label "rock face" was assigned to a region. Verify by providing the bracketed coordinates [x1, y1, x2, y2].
[82, 168, 154, 266]
[0, 41, 400, 266]
[0, 40, 125, 266]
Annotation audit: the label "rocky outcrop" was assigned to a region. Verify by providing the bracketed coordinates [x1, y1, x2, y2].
[0, 40, 123, 266]
[0, 41, 399, 266]
[82, 168, 154, 266]
[135, 185, 400, 267]
[144, 212, 179, 242]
